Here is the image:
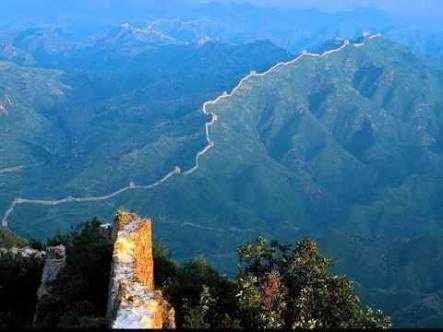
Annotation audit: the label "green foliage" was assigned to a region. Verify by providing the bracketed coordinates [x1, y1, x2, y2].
[153, 243, 240, 328]
[0, 228, 42, 328]
[34, 217, 112, 328]
[183, 285, 216, 328]
[1, 221, 391, 330]
[235, 237, 391, 329]
[45, 231, 70, 247]
[154, 236, 390, 329]
[27, 238, 44, 250]
[236, 271, 288, 329]
[0, 227, 28, 248]
[0, 251, 43, 328]
[2, 36, 443, 327]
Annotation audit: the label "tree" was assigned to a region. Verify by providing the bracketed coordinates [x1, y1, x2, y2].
[183, 285, 216, 328]
[34, 218, 112, 328]
[236, 237, 391, 329]
[0, 253, 43, 328]
[153, 245, 240, 328]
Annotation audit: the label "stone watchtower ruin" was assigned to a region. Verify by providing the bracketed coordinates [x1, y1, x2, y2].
[106, 211, 175, 329]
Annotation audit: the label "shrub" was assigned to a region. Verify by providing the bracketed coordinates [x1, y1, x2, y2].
[235, 237, 392, 329]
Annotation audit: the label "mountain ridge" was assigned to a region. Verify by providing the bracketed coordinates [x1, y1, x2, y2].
[3, 32, 442, 326]
[1, 32, 382, 228]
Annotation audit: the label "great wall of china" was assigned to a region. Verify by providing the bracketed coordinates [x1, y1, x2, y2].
[0, 33, 383, 329]
[106, 211, 175, 329]
[1, 211, 176, 329]
[1, 33, 382, 228]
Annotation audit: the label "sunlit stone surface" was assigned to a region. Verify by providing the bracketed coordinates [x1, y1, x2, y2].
[107, 211, 175, 329]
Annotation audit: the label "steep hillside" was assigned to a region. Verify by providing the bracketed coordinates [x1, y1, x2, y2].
[139, 35, 443, 326]
[0, 40, 290, 234]
[2, 34, 443, 326]
[0, 62, 68, 214]
[13, 35, 441, 326]
[112, 35, 443, 262]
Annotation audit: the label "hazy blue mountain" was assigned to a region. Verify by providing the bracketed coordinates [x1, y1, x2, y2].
[1, 2, 442, 65]
[1, 1, 443, 328]
[7, 35, 441, 327]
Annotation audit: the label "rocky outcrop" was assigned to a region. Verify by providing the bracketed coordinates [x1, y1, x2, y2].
[106, 211, 175, 329]
[0, 247, 45, 259]
[0, 94, 13, 114]
[37, 245, 66, 289]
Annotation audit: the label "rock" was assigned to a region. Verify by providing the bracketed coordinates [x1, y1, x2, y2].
[33, 245, 66, 325]
[106, 211, 175, 329]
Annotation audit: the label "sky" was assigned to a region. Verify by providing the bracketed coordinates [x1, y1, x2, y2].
[1, 0, 441, 25]
[211, 0, 443, 20]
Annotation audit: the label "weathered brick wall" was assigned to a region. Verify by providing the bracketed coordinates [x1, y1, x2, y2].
[106, 211, 175, 329]
[33, 245, 66, 324]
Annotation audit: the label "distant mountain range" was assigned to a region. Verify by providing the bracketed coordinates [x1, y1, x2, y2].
[0, 2, 443, 327]
[1, 2, 442, 65]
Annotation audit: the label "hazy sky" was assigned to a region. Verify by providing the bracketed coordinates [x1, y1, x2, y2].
[1, 0, 441, 25]
[212, 0, 443, 20]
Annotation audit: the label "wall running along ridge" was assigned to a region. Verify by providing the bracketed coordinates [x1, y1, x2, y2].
[0, 33, 382, 228]
[106, 211, 175, 329]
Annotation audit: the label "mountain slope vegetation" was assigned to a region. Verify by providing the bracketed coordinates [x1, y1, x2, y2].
[0, 39, 290, 235]
[22, 36, 439, 327]
[1, 13, 442, 327]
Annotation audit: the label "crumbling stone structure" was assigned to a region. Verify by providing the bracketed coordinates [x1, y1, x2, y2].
[106, 211, 175, 329]
[0, 247, 45, 260]
[33, 245, 66, 324]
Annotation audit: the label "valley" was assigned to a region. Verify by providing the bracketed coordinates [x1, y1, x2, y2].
[1, 2, 443, 327]
[1, 33, 381, 228]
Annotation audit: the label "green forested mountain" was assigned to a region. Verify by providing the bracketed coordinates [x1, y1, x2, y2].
[1, 23, 443, 327]
[0, 39, 290, 234]
[0, 61, 68, 214]
[10, 36, 440, 326]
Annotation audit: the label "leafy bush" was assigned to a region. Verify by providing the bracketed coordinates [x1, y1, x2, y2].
[34, 218, 112, 328]
[1, 221, 391, 329]
[0, 253, 43, 328]
[155, 236, 391, 329]
[153, 243, 240, 328]
[0, 227, 28, 249]
[235, 237, 391, 329]
[0, 227, 43, 328]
